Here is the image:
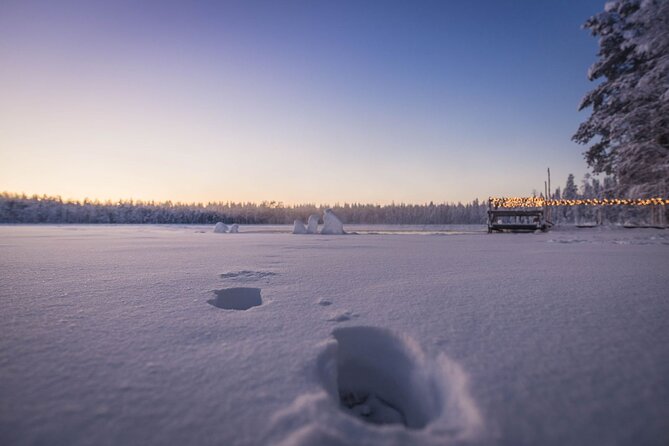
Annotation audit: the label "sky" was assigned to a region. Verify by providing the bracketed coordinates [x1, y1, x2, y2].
[0, 0, 607, 205]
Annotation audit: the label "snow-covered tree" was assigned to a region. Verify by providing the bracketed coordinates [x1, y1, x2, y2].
[562, 174, 579, 222]
[573, 0, 669, 197]
[0, 192, 491, 225]
[563, 174, 579, 199]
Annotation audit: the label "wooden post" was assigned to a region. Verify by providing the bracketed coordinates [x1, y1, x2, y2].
[662, 182, 667, 228]
[597, 206, 602, 226]
[622, 205, 628, 226]
[544, 181, 549, 224]
[547, 168, 551, 199]
[547, 168, 552, 223]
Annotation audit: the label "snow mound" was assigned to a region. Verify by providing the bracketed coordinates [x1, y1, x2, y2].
[229, 224, 239, 233]
[208, 287, 262, 310]
[293, 220, 308, 234]
[267, 326, 483, 445]
[307, 214, 320, 234]
[213, 222, 229, 233]
[321, 209, 344, 235]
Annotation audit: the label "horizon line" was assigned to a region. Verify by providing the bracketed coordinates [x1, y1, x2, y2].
[0, 191, 490, 207]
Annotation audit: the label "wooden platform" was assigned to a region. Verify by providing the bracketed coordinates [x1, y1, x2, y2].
[487, 206, 549, 233]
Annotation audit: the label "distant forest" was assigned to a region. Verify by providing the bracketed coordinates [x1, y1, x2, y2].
[1, 174, 660, 225]
[0, 192, 488, 225]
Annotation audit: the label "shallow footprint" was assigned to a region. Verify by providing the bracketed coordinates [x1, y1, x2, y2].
[208, 287, 262, 310]
[220, 270, 277, 281]
[327, 311, 357, 322]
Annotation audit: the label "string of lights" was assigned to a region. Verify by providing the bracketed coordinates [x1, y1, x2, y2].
[489, 197, 669, 208]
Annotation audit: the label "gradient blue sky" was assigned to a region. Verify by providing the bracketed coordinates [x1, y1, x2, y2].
[0, 0, 605, 204]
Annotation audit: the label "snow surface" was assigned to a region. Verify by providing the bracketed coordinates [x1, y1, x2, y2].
[1, 225, 668, 446]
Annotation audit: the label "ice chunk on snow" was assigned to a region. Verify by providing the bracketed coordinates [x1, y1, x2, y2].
[307, 214, 320, 234]
[320, 209, 344, 235]
[293, 220, 307, 234]
[213, 222, 229, 233]
[229, 224, 239, 233]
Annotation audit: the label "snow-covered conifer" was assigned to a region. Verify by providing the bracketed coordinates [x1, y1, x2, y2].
[573, 0, 669, 197]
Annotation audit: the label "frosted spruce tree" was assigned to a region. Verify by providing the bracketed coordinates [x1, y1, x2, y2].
[573, 0, 669, 197]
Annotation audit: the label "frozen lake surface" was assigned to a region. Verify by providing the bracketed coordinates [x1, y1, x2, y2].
[1, 224, 668, 445]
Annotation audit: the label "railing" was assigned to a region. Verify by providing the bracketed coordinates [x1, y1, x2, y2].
[488, 196, 668, 229]
[489, 197, 669, 208]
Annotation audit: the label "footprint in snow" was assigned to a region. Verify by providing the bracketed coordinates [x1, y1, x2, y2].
[266, 326, 485, 445]
[320, 326, 482, 430]
[208, 287, 262, 310]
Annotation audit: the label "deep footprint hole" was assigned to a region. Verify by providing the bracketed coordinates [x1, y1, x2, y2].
[328, 326, 438, 429]
[208, 287, 262, 310]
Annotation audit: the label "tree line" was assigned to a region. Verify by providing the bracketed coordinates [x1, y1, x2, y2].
[2, 171, 662, 226]
[0, 192, 488, 225]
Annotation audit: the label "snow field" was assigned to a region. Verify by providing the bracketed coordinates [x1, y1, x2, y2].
[1, 225, 668, 446]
